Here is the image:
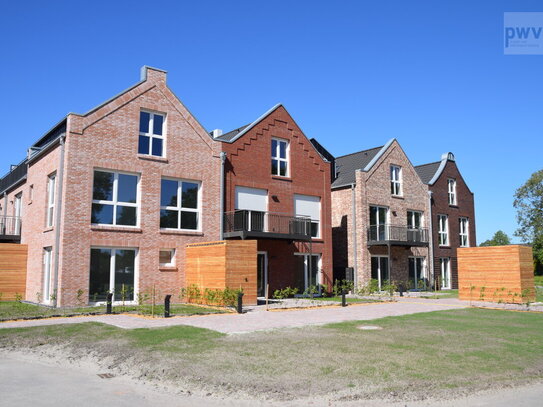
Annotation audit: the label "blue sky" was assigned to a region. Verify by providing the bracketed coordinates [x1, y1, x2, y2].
[0, 0, 541, 243]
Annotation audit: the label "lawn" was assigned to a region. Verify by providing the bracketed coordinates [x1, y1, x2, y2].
[418, 289, 458, 299]
[535, 275, 543, 286]
[1, 308, 542, 401]
[0, 301, 229, 321]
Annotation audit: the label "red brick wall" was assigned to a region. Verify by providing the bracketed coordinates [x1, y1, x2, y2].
[221, 106, 333, 291]
[429, 160, 476, 289]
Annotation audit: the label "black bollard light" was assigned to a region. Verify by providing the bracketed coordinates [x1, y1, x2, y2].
[236, 292, 244, 314]
[399, 284, 404, 297]
[106, 292, 113, 314]
[341, 289, 347, 307]
[164, 294, 172, 318]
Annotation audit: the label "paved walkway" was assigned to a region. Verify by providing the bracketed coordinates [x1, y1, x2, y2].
[0, 298, 468, 333]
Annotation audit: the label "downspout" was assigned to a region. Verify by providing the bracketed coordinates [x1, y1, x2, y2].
[219, 152, 226, 240]
[52, 135, 66, 308]
[351, 183, 358, 287]
[427, 190, 434, 289]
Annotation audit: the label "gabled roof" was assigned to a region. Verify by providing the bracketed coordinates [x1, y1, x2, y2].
[212, 124, 250, 142]
[332, 146, 383, 188]
[414, 161, 441, 184]
[415, 152, 455, 185]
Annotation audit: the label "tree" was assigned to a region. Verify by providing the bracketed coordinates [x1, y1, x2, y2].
[513, 169, 543, 274]
[479, 230, 511, 247]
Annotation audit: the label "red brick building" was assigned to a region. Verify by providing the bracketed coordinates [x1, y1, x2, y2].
[215, 105, 333, 296]
[415, 153, 476, 289]
[0, 67, 222, 306]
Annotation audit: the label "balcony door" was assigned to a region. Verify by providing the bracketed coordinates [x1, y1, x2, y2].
[407, 211, 424, 243]
[14, 193, 22, 234]
[369, 206, 389, 241]
[235, 186, 268, 232]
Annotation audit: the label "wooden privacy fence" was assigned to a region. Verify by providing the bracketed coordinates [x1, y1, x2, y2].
[0, 244, 28, 301]
[457, 245, 535, 303]
[185, 240, 257, 305]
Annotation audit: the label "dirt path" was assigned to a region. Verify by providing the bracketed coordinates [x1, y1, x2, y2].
[0, 300, 468, 332]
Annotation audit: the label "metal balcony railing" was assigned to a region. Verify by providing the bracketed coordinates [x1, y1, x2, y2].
[0, 216, 22, 237]
[224, 210, 311, 240]
[367, 224, 429, 246]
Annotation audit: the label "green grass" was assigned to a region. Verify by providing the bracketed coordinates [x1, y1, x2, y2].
[1, 308, 542, 400]
[418, 289, 458, 299]
[0, 301, 228, 321]
[536, 286, 543, 302]
[534, 275, 543, 286]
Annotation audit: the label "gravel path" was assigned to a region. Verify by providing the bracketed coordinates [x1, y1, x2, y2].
[0, 299, 468, 333]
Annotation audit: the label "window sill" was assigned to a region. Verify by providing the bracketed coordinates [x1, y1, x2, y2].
[271, 176, 292, 182]
[310, 238, 325, 243]
[160, 229, 204, 236]
[91, 225, 142, 233]
[439, 245, 451, 249]
[448, 204, 459, 208]
[159, 267, 178, 272]
[391, 195, 404, 200]
[43, 227, 54, 233]
[137, 154, 168, 163]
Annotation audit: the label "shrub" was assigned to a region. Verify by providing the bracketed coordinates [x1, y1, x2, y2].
[76, 289, 85, 307]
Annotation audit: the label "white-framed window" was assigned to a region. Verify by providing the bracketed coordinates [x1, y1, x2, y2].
[440, 257, 451, 289]
[448, 178, 457, 205]
[294, 194, 321, 238]
[138, 111, 165, 157]
[459, 217, 469, 247]
[371, 255, 390, 290]
[369, 205, 389, 241]
[407, 210, 423, 229]
[89, 247, 137, 303]
[294, 253, 321, 292]
[46, 174, 56, 228]
[91, 170, 139, 227]
[42, 247, 53, 304]
[271, 138, 289, 177]
[390, 165, 402, 196]
[438, 214, 449, 246]
[160, 178, 201, 231]
[159, 249, 176, 267]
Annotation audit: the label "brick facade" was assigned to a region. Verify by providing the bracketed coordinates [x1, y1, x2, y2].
[220, 106, 333, 293]
[427, 159, 476, 289]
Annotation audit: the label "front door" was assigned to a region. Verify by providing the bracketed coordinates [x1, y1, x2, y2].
[440, 258, 451, 289]
[257, 252, 268, 297]
[409, 257, 426, 290]
[371, 256, 389, 290]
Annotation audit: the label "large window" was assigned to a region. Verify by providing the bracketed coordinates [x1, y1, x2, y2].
[448, 178, 457, 205]
[294, 194, 321, 238]
[407, 210, 423, 229]
[390, 165, 402, 196]
[91, 170, 139, 227]
[89, 247, 136, 302]
[371, 256, 389, 290]
[271, 138, 289, 177]
[42, 247, 52, 304]
[138, 111, 165, 157]
[160, 178, 200, 230]
[369, 206, 389, 241]
[440, 257, 451, 289]
[459, 217, 469, 247]
[294, 253, 321, 293]
[409, 257, 426, 290]
[438, 214, 449, 246]
[46, 174, 56, 228]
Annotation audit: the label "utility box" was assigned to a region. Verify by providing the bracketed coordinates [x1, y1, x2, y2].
[457, 245, 535, 303]
[345, 267, 354, 282]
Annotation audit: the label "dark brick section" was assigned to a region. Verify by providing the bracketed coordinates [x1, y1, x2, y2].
[427, 159, 476, 289]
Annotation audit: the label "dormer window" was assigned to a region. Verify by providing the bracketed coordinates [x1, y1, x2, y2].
[271, 138, 289, 177]
[448, 178, 457, 205]
[390, 165, 402, 196]
[138, 111, 165, 157]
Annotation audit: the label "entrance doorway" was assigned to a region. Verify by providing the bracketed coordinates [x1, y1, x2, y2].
[409, 257, 426, 290]
[371, 256, 389, 290]
[257, 251, 268, 297]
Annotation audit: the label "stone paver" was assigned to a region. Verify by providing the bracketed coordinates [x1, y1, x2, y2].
[0, 299, 468, 333]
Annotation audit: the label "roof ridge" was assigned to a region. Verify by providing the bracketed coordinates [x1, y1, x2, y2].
[336, 145, 383, 159]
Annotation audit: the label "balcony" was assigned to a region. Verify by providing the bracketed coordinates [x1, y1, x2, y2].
[224, 210, 312, 241]
[367, 225, 429, 247]
[0, 216, 22, 242]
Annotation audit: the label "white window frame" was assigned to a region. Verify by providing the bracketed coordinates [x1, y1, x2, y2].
[448, 178, 457, 205]
[407, 210, 424, 229]
[371, 255, 390, 290]
[294, 253, 322, 291]
[42, 247, 53, 304]
[390, 165, 402, 196]
[294, 194, 321, 239]
[271, 138, 289, 177]
[139, 110, 166, 157]
[438, 214, 449, 246]
[91, 169, 140, 228]
[46, 173, 56, 228]
[459, 217, 469, 247]
[159, 248, 176, 267]
[440, 257, 451, 289]
[160, 178, 202, 232]
[409, 256, 427, 290]
[90, 246, 139, 305]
